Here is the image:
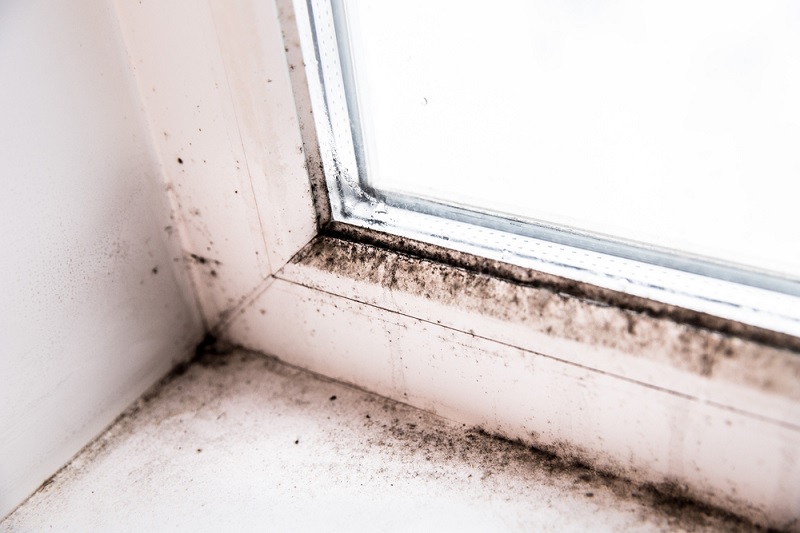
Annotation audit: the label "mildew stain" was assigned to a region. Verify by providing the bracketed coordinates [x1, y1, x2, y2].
[323, 222, 800, 352]
[293, 232, 800, 398]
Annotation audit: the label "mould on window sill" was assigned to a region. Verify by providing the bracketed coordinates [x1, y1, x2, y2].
[289, 231, 800, 399]
[322, 222, 800, 354]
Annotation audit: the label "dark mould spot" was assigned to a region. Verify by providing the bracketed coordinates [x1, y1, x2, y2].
[189, 253, 222, 267]
[294, 439, 299, 445]
[329, 395, 337, 401]
[585, 492, 594, 497]
[210, 270, 218, 278]
[194, 333, 218, 359]
[177, 157, 183, 164]
[196, 448, 202, 453]
[168, 359, 190, 379]
[40, 475, 56, 490]
[151, 266, 158, 275]
[626, 314, 636, 335]
[194, 334, 233, 366]
[724, 346, 735, 358]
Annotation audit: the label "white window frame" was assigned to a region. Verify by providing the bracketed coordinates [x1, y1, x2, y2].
[115, 0, 800, 529]
[306, 0, 800, 339]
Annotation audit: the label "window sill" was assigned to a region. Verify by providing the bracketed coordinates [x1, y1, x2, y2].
[4, 349, 761, 531]
[223, 228, 800, 529]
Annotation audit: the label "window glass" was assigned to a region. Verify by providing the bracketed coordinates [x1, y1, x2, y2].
[338, 0, 800, 280]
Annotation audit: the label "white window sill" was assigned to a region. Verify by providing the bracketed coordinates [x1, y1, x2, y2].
[2, 349, 757, 533]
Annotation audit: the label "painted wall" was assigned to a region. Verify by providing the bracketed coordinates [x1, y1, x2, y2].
[0, 0, 204, 518]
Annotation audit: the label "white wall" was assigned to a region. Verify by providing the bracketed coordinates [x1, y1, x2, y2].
[0, 0, 204, 518]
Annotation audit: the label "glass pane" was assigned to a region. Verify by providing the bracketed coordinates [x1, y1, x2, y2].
[338, 0, 800, 279]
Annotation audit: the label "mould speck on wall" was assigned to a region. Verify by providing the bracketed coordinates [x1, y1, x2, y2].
[187, 253, 223, 285]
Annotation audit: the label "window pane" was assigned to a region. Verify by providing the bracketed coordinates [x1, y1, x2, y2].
[339, 0, 800, 279]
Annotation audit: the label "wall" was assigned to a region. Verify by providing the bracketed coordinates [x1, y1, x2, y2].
[0, 0, 204, 518]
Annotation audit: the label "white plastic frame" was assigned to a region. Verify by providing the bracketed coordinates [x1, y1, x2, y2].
[304, 0, 800, 338]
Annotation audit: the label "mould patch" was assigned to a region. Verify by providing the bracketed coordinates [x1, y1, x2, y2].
[290, 234, 800, 398]
[323, 222, 800, 354]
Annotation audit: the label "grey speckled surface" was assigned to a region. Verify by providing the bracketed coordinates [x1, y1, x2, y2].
[2, 349, 759, 532]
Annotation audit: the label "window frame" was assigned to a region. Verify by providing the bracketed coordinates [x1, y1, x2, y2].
[304, 0, 800, 340]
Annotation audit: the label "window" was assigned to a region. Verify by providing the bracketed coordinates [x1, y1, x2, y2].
[302, 0, 800, 337]
[277, 5, 800, 525]
[112, 1, 800, 527]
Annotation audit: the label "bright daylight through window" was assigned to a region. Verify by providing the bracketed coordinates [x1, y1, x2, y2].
[301, 0, 800, 335]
